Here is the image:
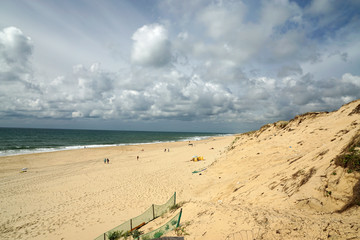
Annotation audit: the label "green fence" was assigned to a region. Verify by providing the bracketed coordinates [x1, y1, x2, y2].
[138, 209, 182, 240]
[95, 192, 176, 240]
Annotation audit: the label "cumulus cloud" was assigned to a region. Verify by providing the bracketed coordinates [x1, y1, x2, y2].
[192, 0, 304, 65]
[131, 24, 171, 67]
[0, 26, 33, 72]
[342, 73, 360, 87]
[0, 26, 35, 91]
[0, 27, 42, 119]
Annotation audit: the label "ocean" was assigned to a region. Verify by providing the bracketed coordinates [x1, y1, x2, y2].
[0, 128, 225, 156]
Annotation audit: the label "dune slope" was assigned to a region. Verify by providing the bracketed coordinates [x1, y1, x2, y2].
[181, 99, 360, 239]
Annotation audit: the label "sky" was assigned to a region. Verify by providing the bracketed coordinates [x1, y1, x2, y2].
[0, 0, 360, 133]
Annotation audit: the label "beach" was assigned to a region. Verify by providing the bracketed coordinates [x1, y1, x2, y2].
[1, 100, 360, 240]
[0, 136, 234, 240]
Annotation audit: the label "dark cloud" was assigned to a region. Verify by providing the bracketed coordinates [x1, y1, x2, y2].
[277, 64, 303, 78]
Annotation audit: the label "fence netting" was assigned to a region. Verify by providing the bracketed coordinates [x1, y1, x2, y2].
[138, 209, 182, 240]
[94, 192, 176, 240]
[131, 205, 154, 228]
[154, 193, 176, 218]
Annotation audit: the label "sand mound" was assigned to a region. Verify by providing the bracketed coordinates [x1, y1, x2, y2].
[181, 99, 360, 239]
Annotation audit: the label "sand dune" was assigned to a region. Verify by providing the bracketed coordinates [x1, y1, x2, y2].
[0, 99, 359, 240]
[181, 99, 360, 239]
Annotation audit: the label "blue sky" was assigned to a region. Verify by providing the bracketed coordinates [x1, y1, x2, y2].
[0, 0, 359, 133]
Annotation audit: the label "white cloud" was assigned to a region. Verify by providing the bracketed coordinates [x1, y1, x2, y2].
[307, 0, 334, 15]
[341, 73, 360, 87]
[131, 24, 171, 67]
[188, 0, 305, 66]
[261, 0, 296, 27]
[199, 2, 246, 40]
[177, 32, 188, 40]
[0, 26, 33, 71]
[72, 111, 83, 118]
[270, 30, 306, 60]
[0, 26, 43, 119]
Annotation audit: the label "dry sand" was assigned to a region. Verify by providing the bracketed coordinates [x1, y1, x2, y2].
[1, 99, 360, 240]
[0, 135, 233, 240]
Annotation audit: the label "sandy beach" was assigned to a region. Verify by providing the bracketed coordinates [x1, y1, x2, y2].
[0, 135, 233, 240]
[1, 99, 360, 240]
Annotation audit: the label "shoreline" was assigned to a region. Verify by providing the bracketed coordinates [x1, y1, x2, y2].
[0, 133, 233, 157]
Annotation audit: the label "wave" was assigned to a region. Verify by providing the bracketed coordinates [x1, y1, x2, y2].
[0, 134, 228, 157]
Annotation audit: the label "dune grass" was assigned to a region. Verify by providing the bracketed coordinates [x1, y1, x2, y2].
[334, 132, 360, 212]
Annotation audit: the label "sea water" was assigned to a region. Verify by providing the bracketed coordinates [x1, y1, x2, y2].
[0, 128, 225, 156]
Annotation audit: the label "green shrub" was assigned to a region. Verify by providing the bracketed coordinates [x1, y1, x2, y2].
[174, 225, 189, 236]
[276, 121, 289, 129]
[169, 203, 181, 212]
[122, 231, 131, 240]
[108, 231, 123, 240]
[131, 229, 143, 239]
[227, 136, 242, 151]
[334, 133, 360, 212]
[334, 134, 360, 172]
[153, 231, 163, 238]
[174, 221, 191, 237]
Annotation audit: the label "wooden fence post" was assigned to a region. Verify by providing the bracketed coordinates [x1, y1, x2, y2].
[152, 204, 155, 219]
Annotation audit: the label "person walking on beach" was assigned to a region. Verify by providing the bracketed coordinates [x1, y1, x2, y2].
[104, 158, 106, 164]
[107, 158, 109, 164]
[137, 156, 139, 160]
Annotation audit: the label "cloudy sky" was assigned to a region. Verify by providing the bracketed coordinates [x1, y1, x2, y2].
[1, 0, 359, 133]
